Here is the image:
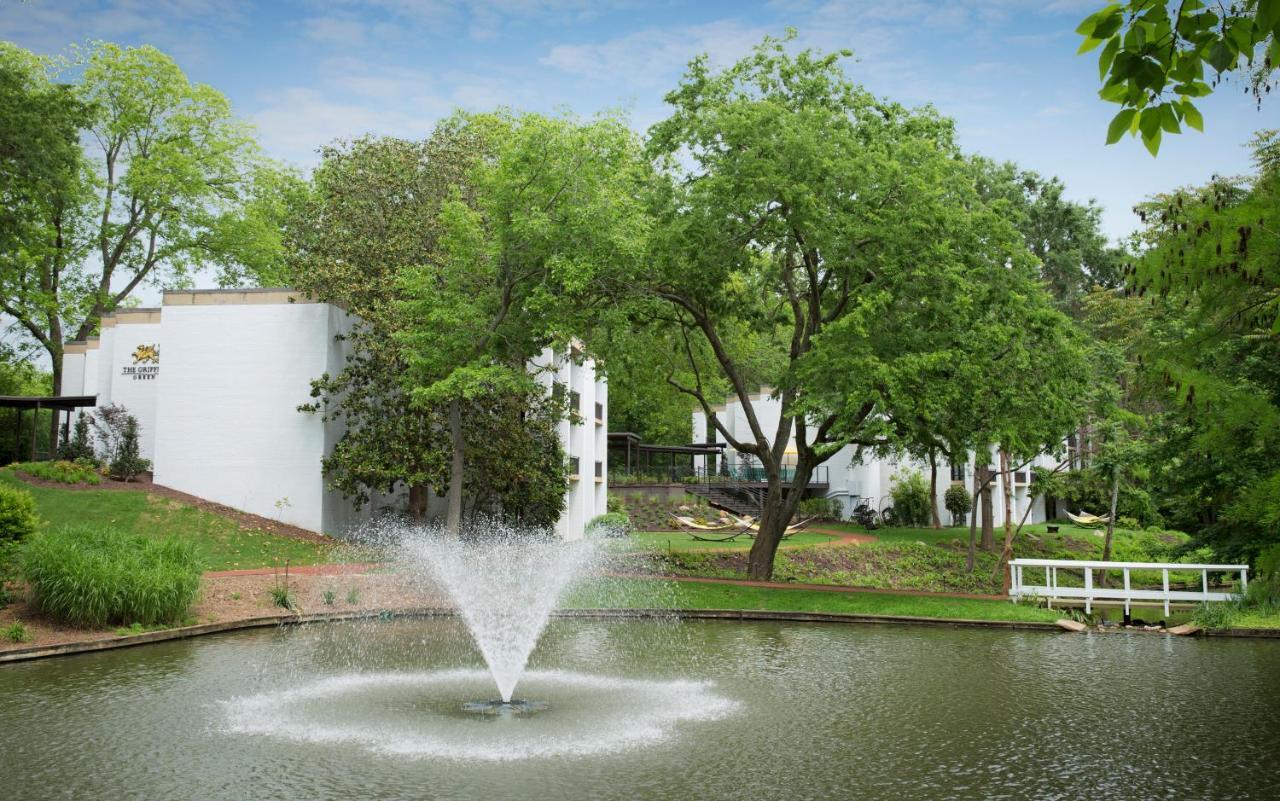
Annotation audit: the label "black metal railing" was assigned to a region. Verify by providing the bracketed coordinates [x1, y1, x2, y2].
[611, 462, 828, 487]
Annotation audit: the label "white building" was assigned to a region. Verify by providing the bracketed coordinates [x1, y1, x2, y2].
[60, 288, 606, 540]
[691, 388, 1063, 527]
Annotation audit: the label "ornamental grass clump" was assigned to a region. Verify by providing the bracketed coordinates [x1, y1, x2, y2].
[22, 525, 201, 628]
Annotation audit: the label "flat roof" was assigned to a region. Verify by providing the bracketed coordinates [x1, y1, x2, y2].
[0, 395, 97, 410]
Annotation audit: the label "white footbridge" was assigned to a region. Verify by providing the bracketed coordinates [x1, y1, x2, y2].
[1009, 558, 1249, 617]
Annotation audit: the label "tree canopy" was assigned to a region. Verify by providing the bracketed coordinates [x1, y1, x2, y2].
[1079, 0, 1280, 153]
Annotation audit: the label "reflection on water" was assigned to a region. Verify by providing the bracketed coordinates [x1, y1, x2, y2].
[1, 619, 1278, 801]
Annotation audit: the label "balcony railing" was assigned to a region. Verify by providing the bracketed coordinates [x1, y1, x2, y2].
[613, 463, 828, 487]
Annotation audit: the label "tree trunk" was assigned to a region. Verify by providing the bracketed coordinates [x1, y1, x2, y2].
[446, 398, 464, 537]
[929, 449, 941, 529]
[1000, 449, 1013, 548]
[48, 350, 63, 458]
[746, 462, 811, 580]
[1099, 469, 1120, 588]
[980, 463, 995, 551]
[408, 483, 430, 522]
[966, 464, 983, 572]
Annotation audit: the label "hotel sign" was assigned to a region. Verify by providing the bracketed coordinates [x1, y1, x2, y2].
[122, 344, 160, 380]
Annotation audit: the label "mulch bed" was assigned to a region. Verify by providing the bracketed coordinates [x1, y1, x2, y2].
[0, 570, 444, 654]
[8, 470, 333, 545]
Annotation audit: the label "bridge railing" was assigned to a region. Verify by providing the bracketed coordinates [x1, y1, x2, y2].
[1009, 558, 1249, 617]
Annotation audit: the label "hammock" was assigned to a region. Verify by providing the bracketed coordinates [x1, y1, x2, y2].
[669, 514, 752, 542]
[735, 515, 818, 539]
[1064, 509, 1112, 526]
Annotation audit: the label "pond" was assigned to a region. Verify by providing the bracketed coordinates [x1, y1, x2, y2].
[1, 618, 1277, 800]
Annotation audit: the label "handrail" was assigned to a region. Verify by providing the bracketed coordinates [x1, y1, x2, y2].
[1008, 557, 1249, 617]
[1010, 558, 1249, 571]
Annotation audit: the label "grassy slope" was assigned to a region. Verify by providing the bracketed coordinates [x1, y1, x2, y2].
[634, 521, 1209, 595]
[0, 471, 333, 571]
[567, 577, 1062, 623]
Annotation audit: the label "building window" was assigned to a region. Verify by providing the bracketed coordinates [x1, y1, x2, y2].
[950, 460, 965, 481]
[594, 401, 604, 422]
[594, 460, 603, 478]
[568, 456, 580, 477]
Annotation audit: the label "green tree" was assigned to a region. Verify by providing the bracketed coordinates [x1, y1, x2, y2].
[290, 131, 483, 520]
[0, 41, 274, 449]
[398, 110, 648, 534]
[971, 158, 1124, 311]
[1077, 1, 1280, 154]
[630, 35, 1088, 580]
[1125, 133, 1280, 558]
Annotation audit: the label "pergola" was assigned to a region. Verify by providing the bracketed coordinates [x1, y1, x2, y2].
[607, 432, 726, 478]
[0, 395, 97, 462]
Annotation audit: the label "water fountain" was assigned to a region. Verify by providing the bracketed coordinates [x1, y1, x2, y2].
[218, 519, 739, 761]
[396, 524, 601, 708]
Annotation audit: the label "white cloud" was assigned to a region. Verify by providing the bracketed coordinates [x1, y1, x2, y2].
[301, 16, 369, 47]
[541, 20, 775, 88]
[0, 0, 248, 62]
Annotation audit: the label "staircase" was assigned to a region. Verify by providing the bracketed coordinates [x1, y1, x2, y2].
[685, 484, 764, 517]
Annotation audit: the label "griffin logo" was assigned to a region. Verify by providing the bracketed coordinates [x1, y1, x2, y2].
[132, 344, 159, 365]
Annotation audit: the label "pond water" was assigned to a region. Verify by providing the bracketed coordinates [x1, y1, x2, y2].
[1, 618, 1278, 800]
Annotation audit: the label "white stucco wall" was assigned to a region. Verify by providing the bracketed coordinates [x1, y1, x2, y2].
[58, 291, 604, 539]
[153, 298, 341, 533]
[102, 313, 163, 462]
[532, 346, 608, 540]
[60, 351, 85, 396]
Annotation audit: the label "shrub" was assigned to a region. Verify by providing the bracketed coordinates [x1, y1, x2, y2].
[0, 540, 19, 607]
[587, 512, 631, 538]
[269, 584, 296, 610]
[3, 622, 30, 643]
[59, 414, 95, 462]
[22, 525, 201, 628]
[797, 497, 840, 520]
[606, 492, 626, 514]
[109, 415, 150, 481]
[12, 460, 101, 485]
[1192, 601, 1237, 631]
[889, 470, 931, 527]
[0, 483, 39, 543]
[943, 484, 972, 525]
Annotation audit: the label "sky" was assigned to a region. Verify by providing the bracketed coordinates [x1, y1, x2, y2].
[1, 0, 1276, 245]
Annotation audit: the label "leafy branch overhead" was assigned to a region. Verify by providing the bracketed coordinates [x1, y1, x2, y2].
[1079, 0, 1280, 154]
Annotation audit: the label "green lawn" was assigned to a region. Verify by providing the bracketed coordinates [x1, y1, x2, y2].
[1, 471, 335, 571]
[566, 577, 1063, 623]
[816, 520, 1126, 546]
[618, 530, 839, 552]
